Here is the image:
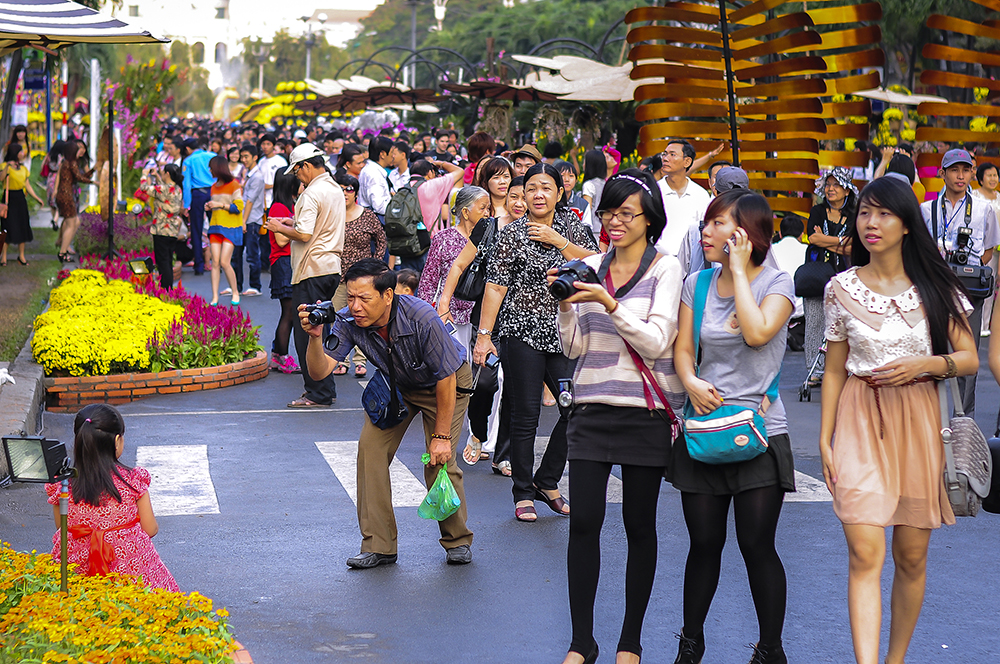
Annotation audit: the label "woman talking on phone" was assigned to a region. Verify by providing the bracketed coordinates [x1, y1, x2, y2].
[474, 162, 597, 522]
[553, 169, 684, 664]
[670, 189, 795, 664]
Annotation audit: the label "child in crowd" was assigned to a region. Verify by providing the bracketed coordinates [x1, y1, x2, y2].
[395, 268, 420, 296]
[46, 403, 179, 591]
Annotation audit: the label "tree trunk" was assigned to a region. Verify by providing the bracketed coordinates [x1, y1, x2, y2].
[0, 50, 25, 148]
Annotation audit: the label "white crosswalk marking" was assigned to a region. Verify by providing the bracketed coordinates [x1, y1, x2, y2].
[786, 470, 833, 502]
[534, 437, 624, 503]
[315, 441, 428, 507]
[136, 445, 220, 516]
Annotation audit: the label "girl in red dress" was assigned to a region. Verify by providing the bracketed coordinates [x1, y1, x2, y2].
[46, 403, 178, 591]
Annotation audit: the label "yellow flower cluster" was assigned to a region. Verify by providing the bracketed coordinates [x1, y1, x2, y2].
[0, 543, 236, 664]
[32, 271, 185, 376]
[971, 116, 999, 133]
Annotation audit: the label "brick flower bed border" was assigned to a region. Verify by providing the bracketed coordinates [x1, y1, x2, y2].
[43, 350, 268, 412]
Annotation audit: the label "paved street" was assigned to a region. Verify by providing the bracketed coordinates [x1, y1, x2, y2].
[3, 268, 999, 663]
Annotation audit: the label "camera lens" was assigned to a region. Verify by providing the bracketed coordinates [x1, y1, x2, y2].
[549, 277, 573, 301]
[557, 390, 573, 408]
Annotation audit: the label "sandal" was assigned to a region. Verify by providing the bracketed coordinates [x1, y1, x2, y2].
[17, 257, 28, 266]
[479, 451, 490, 461]
[492, 460, 512, 477]
[534, 485, 570, 516]
[462, 437, 483, 466]
[287, 397, 333, 408]
[515, 503, 537, 522]
[333, 364, 348, 376]
[354, 364, 367, 378]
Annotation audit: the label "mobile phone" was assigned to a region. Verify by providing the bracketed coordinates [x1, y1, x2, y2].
[444, 320, 458, 336]
[723, 233, 737, 254]
[484, 352, 500, 369]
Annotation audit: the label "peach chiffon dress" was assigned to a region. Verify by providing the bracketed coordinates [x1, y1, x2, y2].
[823, 267, 968, 529]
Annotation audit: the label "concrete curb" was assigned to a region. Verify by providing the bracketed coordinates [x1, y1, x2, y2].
[0, 330, 45, 438]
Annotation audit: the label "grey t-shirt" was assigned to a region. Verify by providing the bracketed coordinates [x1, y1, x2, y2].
[681, 266, 795, 435]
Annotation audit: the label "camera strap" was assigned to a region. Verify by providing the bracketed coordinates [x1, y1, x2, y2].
[933, 193, 973, 251]
[601, 245, 679, 436]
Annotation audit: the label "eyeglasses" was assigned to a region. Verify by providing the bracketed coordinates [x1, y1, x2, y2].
[291, 163, 303, 175]
[598, 210, 645, 224]
[341, 186, 356, 193]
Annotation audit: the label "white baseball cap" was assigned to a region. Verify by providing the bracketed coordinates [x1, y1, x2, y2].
[284, 143, 325, 175]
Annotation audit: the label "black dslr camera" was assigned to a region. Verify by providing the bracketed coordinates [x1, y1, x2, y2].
[549, 260, 600, 301]
[948, 227, 974, 266]
[305, 301, 334, 326]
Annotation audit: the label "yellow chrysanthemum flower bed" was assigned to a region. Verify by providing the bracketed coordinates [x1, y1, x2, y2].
[0, 543, 236, 664]
[33, 270, 185, 377]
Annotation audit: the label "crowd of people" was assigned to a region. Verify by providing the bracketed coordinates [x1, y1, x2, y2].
[36, 116, 1000, 664]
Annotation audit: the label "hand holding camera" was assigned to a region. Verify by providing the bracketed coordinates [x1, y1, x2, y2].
[297, 301, 331, 338]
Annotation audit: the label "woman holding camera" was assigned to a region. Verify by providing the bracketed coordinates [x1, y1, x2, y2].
[475, 163, 598, 521]
[822, 177, 977, 664]
[554, 170, 684, 664]
[139, 164, 184, 289]
[670, 189, 795, 664]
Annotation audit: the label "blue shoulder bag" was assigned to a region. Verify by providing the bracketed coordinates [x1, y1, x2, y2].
[362, 325, 409, 430]
[683, 268, 779, 465]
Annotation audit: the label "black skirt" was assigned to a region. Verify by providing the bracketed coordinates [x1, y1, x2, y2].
[667, 431, 796, 496]
[2, 189, 32, 245]
[567, 402, 672, 468]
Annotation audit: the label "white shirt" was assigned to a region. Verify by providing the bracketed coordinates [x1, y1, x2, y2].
[259, 153, 288, 208]
[358, 160, 392, 216]
[581, 178, 605, 234]
[921, 191, 1000, 262]
[655, 176, 712, 256]
[388, 167, 410, 194]
[770, 236, 807, 318]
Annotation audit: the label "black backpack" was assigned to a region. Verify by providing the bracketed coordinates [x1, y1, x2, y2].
[384, 180, 426, 257]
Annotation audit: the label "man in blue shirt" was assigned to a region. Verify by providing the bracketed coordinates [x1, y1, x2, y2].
[299, 258, 475, 569]
[181, 137, 215, 275]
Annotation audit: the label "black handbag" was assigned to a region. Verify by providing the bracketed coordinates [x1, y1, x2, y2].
[982, 409, 1000, 514]
[454, 217, 498, 302]
[794, 259, 837, 298]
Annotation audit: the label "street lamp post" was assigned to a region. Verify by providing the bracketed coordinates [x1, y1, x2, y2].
[301, 14, 328, 80]
[252, 41, 269, 96]
[406, 0, 419, 88]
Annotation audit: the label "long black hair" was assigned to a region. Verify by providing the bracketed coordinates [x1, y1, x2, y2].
[71, 403, 136, 506]
[597, 168, 666, 245]
[850, 177, 971, 354]
[582, 149, 607, 182]
[270, 170, 299, 215]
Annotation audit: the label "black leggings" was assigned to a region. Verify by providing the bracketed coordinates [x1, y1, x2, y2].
[273, 297, 296, 356]
[568, 460, 664, 657]
[680, 485, 786, 647]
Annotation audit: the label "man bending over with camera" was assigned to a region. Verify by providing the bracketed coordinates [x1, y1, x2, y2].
[299, 258, 475, 568]
[921, 148, 1000, 416]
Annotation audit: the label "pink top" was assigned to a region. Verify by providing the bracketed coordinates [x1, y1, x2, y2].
[417, 227, 476, 324]
[417, 176, 457, 228]
[46, 466, 179, 591]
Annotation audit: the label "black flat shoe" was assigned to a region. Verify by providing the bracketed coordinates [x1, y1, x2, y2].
[747, 642, 786, 664]
[346, 551, 397, 569]
[568, 641, 599, 664]
[674, 630, 705, 664]
[17, 257, 28, 266]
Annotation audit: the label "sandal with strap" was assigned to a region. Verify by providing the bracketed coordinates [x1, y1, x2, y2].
[492, 460, 512, 477]
[515, 503, 537, 522]
[534, 485, 570, 516]
[462, 437, 483, 465]
[333, 364, 348, 376]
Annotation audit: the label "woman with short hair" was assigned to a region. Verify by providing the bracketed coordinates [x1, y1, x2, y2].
[670, 189, 795, 664]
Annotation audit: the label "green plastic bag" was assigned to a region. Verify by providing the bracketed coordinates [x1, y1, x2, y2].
[418, 453, 461, 521]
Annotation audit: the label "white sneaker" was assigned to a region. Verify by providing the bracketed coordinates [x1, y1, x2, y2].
[220, 288, 232, 295]
[242, 287, 261, 296]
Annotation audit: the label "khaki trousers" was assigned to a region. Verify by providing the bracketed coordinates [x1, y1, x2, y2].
[357, 363, 474, 555]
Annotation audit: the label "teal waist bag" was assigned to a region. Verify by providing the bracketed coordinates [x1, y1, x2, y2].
[683, 268, 779, 465]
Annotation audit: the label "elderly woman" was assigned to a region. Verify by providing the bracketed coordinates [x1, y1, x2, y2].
[419, 186, 492, 460]
[801, 167, 856, 385]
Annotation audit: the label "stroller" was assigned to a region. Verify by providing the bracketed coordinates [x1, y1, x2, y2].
[798, 338, 827, 402]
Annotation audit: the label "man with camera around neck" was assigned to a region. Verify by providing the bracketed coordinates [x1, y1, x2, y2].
[266, 143, 345, 408]
[298, 258, 475, 568]
[921, 148, 1000, 415]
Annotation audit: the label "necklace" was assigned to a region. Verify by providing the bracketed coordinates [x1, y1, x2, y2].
[828, 198, 846, 211]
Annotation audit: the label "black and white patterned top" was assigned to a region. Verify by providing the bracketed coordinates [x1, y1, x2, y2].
[486, 209, 599, 353]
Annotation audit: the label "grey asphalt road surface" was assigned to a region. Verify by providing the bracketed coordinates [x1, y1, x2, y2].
[3, 269, 999, 663]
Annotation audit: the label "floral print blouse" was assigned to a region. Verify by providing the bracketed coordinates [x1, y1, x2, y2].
[139, 176, 184, 237]
[418, 227, 476, 325]
[486, 208, 598, 353]
[341, 208, 388, 273]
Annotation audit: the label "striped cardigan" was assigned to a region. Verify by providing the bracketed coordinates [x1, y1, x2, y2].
[557, 252, 685, 411]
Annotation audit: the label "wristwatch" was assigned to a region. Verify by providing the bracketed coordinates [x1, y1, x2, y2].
[477, 328, 492, 337]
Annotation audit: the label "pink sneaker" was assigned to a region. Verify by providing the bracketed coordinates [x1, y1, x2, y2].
[277, 354, 301, 374]
[269, 352, 280, 370]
